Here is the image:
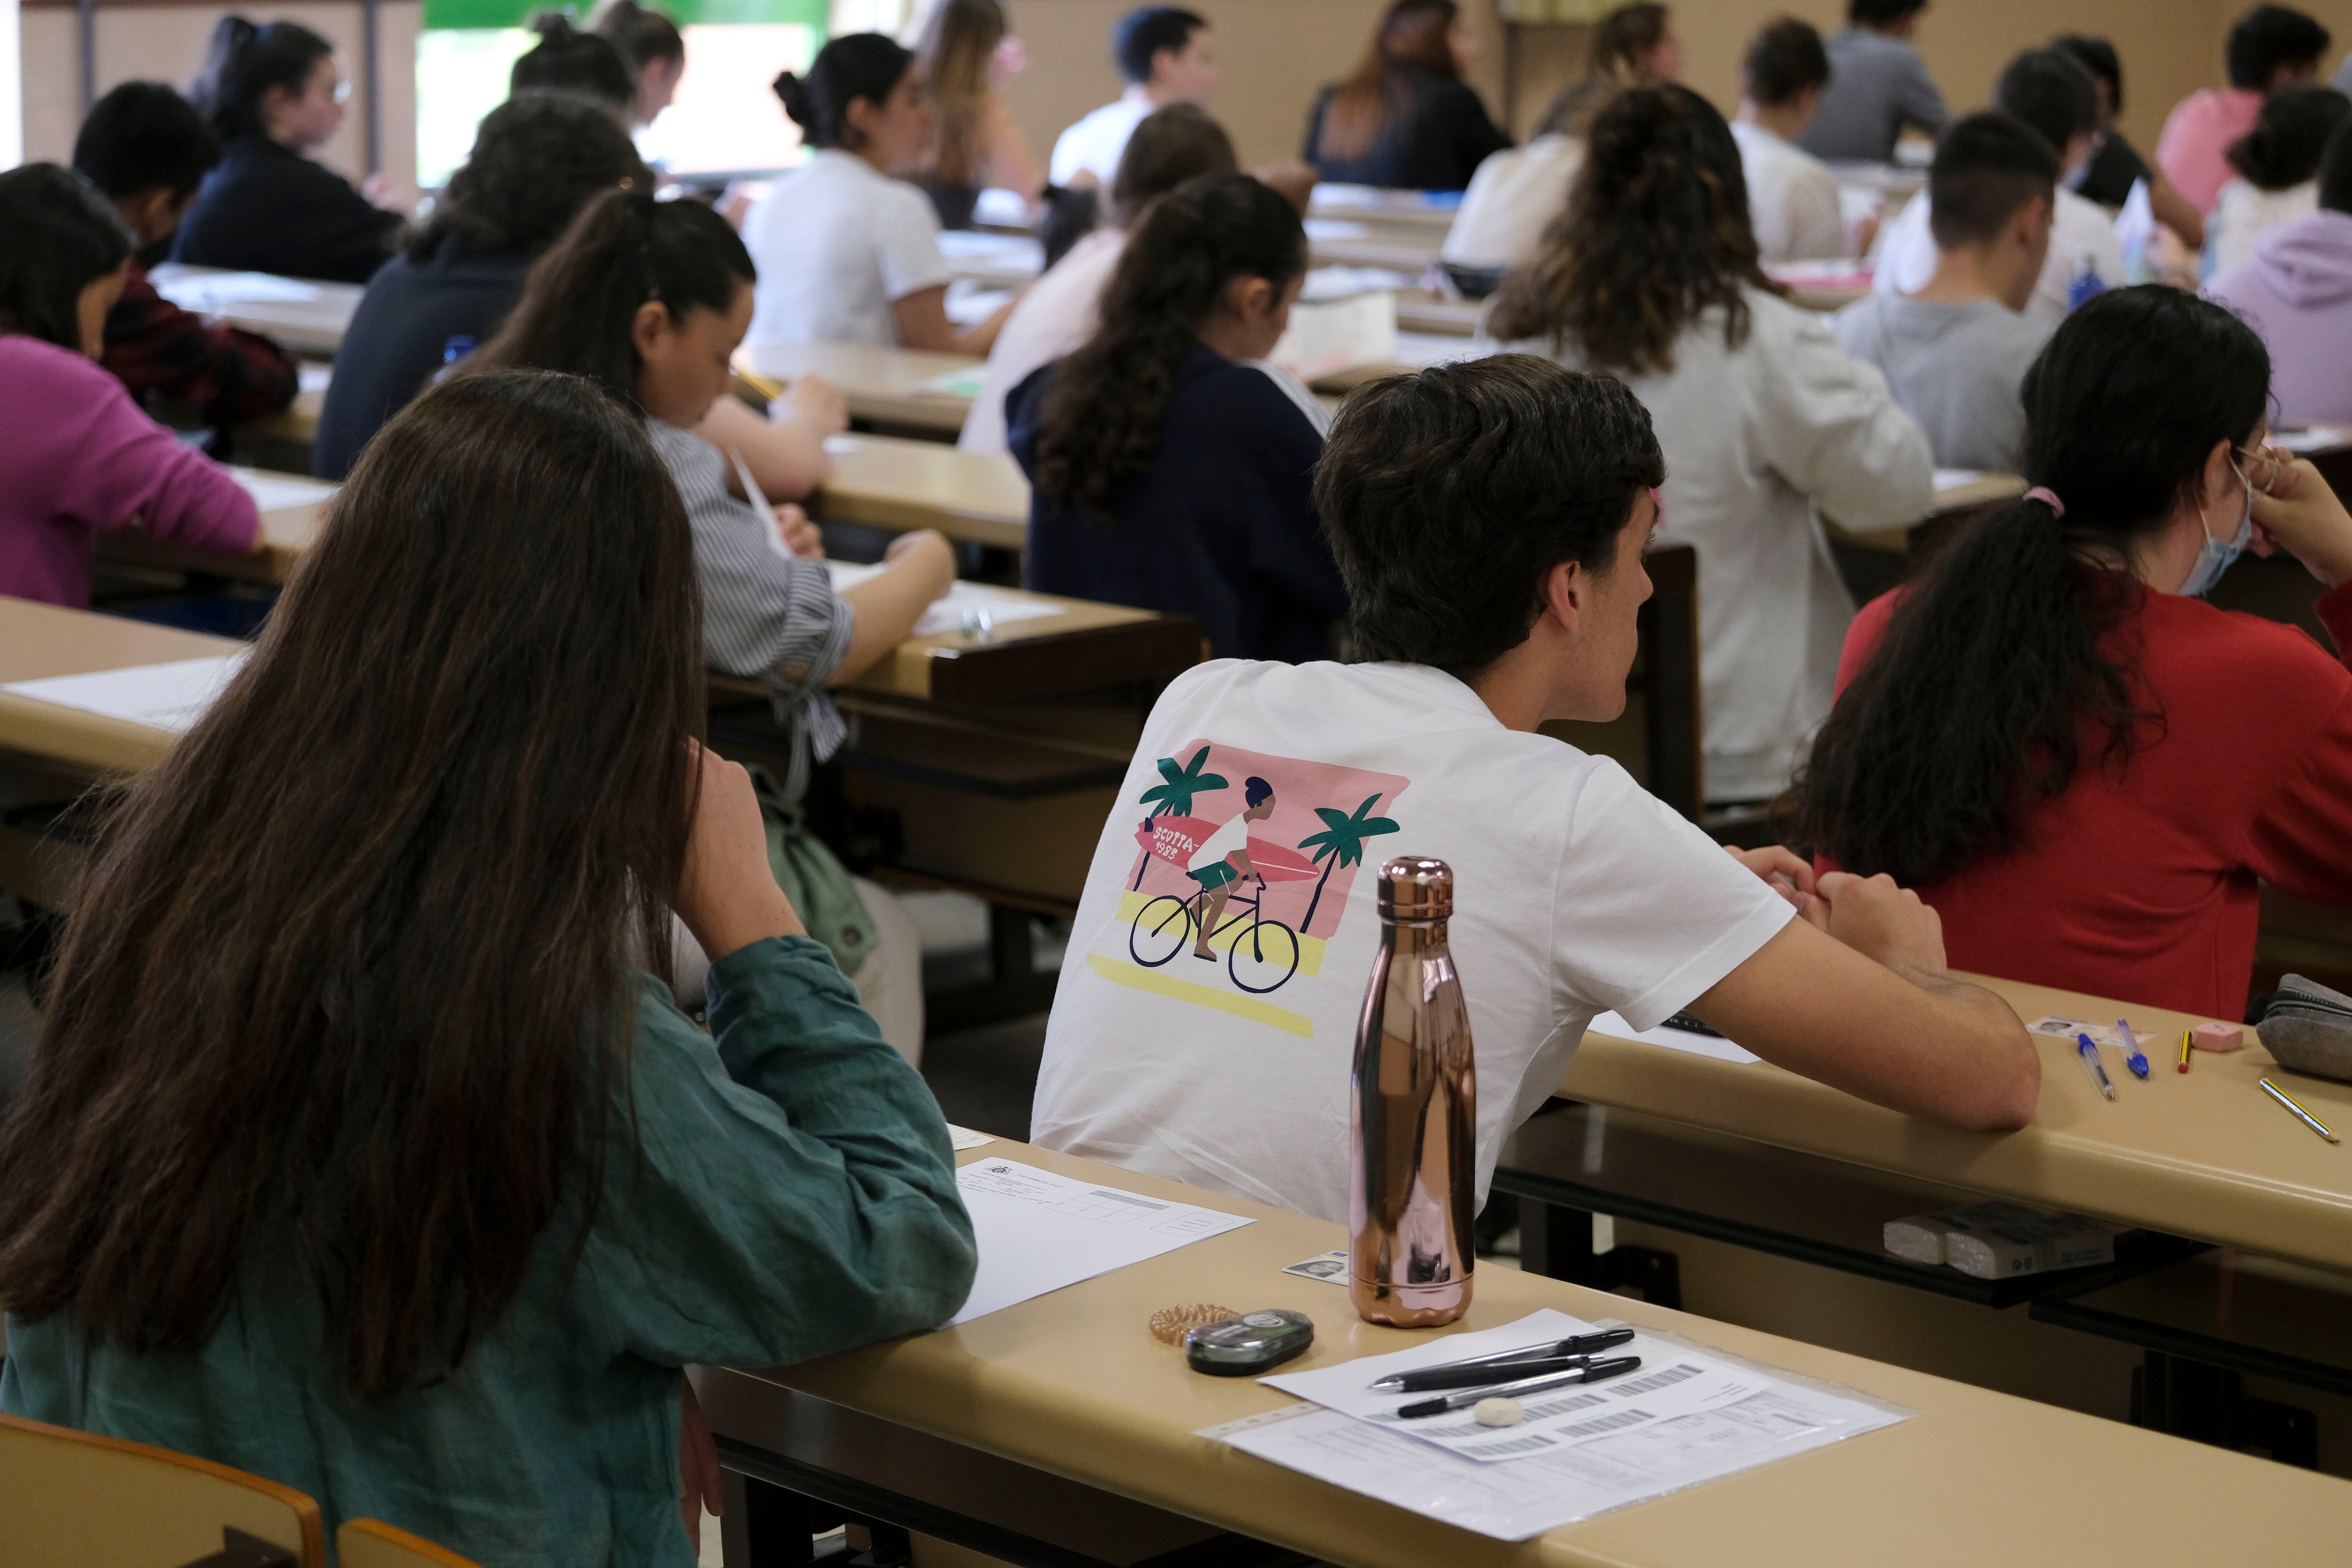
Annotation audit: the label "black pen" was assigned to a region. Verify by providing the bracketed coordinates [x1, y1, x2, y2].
[1397, 1356, 1642, 1419]
[1369, 1328, 1637, 1393]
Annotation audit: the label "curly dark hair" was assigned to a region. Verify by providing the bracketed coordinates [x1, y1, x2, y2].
[1486, 84, 1778, 376]
[1030, 173, 1305, 520]
[406, 92, 648, 263]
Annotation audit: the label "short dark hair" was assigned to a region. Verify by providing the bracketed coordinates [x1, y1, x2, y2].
[2323, 117, 2352, 214]
[1315, 356, 1664, 678]
[1994, 48, 2098, 157]
[509, 13, 635, 111]
[2050, 35, 2122, 112]
[1849, 0, 1927, 27]
[774, 33, 915, 151]
[2226, 6, 2330, 91]
[1928, 111, 2059, 249]
[1743, 18, 1830, 108]
[1244, 777, 1272, 806]
[1114, 7, 1206, 85]
[0, 163, 133, 350]
[73, 82, 221, 202]
[2226, 84, 2351, 189]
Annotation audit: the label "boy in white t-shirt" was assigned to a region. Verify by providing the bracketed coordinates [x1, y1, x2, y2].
[1032, 355, 2039, 1223]
[1050, 8, 1219, 191]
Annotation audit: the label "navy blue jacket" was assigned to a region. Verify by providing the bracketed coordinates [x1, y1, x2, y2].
[1008, 344, 1347, 664]
[173, 135, 401, 286]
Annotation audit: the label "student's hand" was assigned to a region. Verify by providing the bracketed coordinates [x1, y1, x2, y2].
[1723, 844, 1826, 926]
[677, 741, 805, 960]
[774, 503, 823, 559]
[361, 172, 420, 215]
[1816, 870, 1947, 976]
[679, 1375, 723, 1549]
[2244, 447, 2352, 589]
[779, 373, 848, 438]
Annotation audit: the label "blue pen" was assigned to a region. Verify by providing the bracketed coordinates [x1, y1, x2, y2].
[2114, 1020, 2150, 1080]
[2077, 1032, 2116, 1099]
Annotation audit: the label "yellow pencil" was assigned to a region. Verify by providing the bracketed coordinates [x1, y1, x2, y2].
[2179, 1029, 2193, 1074]
[2260, 1078, 2341, 1144]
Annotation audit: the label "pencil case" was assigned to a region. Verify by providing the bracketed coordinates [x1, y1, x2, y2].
[2257, 974, 2352, 1085]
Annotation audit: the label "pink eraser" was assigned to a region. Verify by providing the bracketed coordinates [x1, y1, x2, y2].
[2192, 1022, 2245, 1052]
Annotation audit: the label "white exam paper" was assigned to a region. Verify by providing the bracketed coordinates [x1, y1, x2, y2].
[1588, 1011, 1759, 1065]
[232, 469, 338, 514]
[1263, 1310, 1768, 1464]
[1931, 468, 1986, 492]
[823, 563, 1062, 639]
[947, 1158, 1253, 1327]
[154, 270, 324, 306]
[946, 1125, 995, 1149]
[2, 654, 247, 733]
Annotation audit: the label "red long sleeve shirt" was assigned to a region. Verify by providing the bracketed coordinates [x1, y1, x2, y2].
[101, 260, 299, 429]
[1829, 577, 2352, 1019]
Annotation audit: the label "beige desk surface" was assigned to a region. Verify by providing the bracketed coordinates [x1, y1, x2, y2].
[1829, 472, 2029, 554]
[717, 1138, 2352, 1568]
[147, 264, 364, 359]
[839, 586, 1170, 704]
[1567, 971, 2352, 1274]
[739, 342, 981, 436]
[814, 436, 1027, 549]
[0, 598, 238, 774]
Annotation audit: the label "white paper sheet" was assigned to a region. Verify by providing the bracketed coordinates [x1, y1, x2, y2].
[947, 1158, 1253, 1326]
[947, 1125, 995, 1149]
[1588, 1011, 1760, 1065]
[1263, 1310, 1769, 1464]
[2, 654, 247, 733]
[1931, 468, 1986, 492]
[153, 270, 324, 305]
[232, 469, 338, 514]
[822, 563, 1063, 639]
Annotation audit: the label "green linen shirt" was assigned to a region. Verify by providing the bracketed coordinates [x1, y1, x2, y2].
[1, 935, 977, 1566]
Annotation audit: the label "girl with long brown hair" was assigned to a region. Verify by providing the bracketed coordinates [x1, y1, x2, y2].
[1303, 0, 1508, 191]
[0, 369, 975, 1565]
[913, 0, 1044, 227]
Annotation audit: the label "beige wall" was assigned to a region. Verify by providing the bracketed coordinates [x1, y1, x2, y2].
[18, 1, 421, 186]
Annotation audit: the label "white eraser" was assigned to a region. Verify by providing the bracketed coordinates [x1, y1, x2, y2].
[1473, 1397, 1524, 1428]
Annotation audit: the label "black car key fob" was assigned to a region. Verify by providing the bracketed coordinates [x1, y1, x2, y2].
[1183, 1309, 1315, 1376]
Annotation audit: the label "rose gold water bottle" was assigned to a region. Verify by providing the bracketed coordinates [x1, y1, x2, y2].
[1349, 856, 1476, 1328]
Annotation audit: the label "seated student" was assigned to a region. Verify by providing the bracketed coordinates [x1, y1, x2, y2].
[1030, 355, 2036, 1222]
[0, 165, 256, 608]
[1800, 287, 2352, 1019]
[1733, 17, 1848, 263]
[1303, 0, 1510, 192]
[1486, 85, 1931, 805]
[914, 0, 1043, 228]
[2051, 35, 2206, 248]
[1051, 7, 1216, 192]
[2208, 117, 2352, 425]
[174, 18, 403, 284]
[2209, 85, 2350, 273]
[1800, 0, 1947, 164]
[963, 104, 1236, 456]
[472, 189, 956, 1060]
[745, 35, 1011, 355]
[592, 0, 687, 131]
[1872, 48, 2125, 319]
[71, 81, 298, 433]
[316, 93, 650, 479]
[508, 12, 636, 119]
[1833, 113, 2057, 471]
[1008, 175, 1344, 663]
[0, 368, 976, 1564]
[2157, 5, 2329, 214]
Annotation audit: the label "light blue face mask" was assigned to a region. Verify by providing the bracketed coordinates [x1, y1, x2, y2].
[2178, 457, 2254, 598]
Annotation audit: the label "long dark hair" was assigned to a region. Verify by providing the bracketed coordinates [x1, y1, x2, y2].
[407, 92, 647, 262]
[1593, 3, 1670, 82]
[193, 16, 332, 141]
[0, 368, 704, 1401]
[1108, 102, 1238, 225]
[1031, 173, 1306, 519]
[774, 33, 915, 152]
[2227, 84, 2352, 191]
[1796, 288, 2271, 886]
[1488, 84, 1776, 375]
[471, 188, 754, 410]
[0, 163, 131, 350]
[1316, 0, 1460, 163]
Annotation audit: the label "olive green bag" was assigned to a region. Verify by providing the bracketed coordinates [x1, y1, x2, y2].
[748, 765, 878, 978]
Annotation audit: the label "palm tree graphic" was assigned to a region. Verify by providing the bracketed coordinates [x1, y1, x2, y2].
[1296, 793, 1400, 932]
[1132, 745, 1230, 890]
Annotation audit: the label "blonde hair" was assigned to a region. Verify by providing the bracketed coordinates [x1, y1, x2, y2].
[915, 0, 1005, 186]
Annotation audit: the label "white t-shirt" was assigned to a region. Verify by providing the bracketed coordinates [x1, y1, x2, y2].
[743, 149, 953, 349]
[1050, 97, 1155, 190]
[959, 227, 1126, 455]
[1439, 135, 1585, 271]
[2209, 178, 2318, 277]
[1186, 812, 1251, 872]
[1871, 185, 2125, 321]
[1031, 659, 1795, 1223]
[1731, 120, 1847, 263]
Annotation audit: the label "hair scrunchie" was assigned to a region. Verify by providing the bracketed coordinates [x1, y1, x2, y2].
[2023, 486, 2066, 518]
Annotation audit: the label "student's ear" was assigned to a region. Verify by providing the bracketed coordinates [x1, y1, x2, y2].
[1539, 560, 1583, 637]
[1226, 273, 1275, 323]
[2195, 437, 2239, 514]
[842, 94, 882, 147]
[630, 300, 674, 359]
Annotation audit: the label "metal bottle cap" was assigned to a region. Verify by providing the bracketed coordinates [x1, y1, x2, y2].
[1377, 856, 1453, 922]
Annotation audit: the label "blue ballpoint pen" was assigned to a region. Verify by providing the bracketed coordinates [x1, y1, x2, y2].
[2077, 1032, 2116, 1099]
[2114, 1020, 2150, 1080]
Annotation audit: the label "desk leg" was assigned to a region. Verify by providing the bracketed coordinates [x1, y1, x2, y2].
[2134, 1353, 2318, 1469]
[1516, 1194, 1684, 1310]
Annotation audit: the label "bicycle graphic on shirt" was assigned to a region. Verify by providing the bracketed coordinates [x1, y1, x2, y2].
[1128, 874, 1302, 994]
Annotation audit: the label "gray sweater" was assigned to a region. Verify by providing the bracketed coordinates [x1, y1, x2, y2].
[1829, 293, 2052, 473]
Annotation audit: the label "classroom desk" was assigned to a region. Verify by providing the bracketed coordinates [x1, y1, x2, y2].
[0, 598, 235, 776]
[1559, 971, 2352, 1275]
[812, 436, 1027, 550]
[147, 264, 364, 358]
[696, 1137, 2352, 1568]
[738, 342, 980, 438]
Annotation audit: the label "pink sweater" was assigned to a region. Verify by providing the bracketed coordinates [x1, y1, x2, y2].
[0, 334, 258, 607]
